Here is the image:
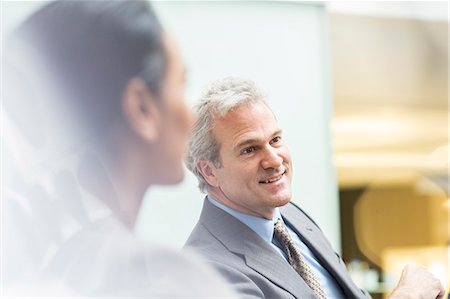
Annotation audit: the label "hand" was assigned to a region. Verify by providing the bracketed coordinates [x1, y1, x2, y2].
[388, 265, 445, 299]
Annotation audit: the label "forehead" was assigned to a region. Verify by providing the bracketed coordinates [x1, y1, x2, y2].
[213, 102, 279, 149]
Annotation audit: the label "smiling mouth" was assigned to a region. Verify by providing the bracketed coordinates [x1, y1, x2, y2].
[259, 170, 286, 184]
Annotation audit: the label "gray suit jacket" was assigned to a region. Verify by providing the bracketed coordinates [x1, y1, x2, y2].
[184, 198, 371, 299]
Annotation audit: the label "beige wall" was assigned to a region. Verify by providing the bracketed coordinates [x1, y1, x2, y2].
[330, 13, 448, 188]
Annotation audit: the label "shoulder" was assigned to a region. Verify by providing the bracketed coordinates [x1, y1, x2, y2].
[208, 261, 265, 299]
[285, 201, 323, 231]
[184, 221, 234, 260]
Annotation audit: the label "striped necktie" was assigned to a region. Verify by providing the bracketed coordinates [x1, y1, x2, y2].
[273, 219, 327, 299]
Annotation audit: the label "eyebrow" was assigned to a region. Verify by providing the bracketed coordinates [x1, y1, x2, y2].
[235, 129, 283, 150]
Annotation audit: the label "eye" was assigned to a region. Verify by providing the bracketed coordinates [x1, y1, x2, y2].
[242, 146, 256, 155]
[270, 136, 282, 145]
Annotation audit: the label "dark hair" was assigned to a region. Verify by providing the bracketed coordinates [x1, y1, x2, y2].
[11, 0, 166, 137]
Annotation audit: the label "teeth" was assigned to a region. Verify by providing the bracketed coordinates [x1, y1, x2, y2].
[262, 174, 282, 184]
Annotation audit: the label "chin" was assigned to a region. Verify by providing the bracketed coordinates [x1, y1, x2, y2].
[172, 171, 185, 184]
[276, 197, 291, 207]
[275, 191, 292, 207]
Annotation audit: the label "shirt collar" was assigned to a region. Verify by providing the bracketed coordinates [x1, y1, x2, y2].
[207, 195, 282, 243]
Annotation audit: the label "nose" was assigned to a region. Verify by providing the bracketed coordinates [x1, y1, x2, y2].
[260, 147, 283, 170]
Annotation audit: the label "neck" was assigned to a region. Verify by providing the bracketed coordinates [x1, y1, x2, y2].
[77, 137, 148, 230]
[102, 149, 149, 230]
[208, 188, 275, 220]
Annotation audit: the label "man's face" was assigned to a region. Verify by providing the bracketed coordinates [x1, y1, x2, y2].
[208, 102, 292, 219]
[152, 34, 193, 184]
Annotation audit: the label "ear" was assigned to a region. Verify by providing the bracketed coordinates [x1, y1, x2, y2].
[121, 77, 161, 142]
[196, 160, 220, 188]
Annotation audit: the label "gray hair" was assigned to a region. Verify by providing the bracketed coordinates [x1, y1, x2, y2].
[185, 77, 267, 193]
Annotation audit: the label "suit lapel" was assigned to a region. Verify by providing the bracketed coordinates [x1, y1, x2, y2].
[243, 236, 317, 299]
[200, 199, 317, 299]
[280, 202, 365, 298]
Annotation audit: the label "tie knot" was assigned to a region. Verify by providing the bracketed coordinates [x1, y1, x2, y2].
[273, 219, 294, 247]
[274, 219, 286, 233]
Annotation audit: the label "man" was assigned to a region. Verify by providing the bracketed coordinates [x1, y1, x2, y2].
[3, 1, 235, 297]
[184, 77, 445, 299]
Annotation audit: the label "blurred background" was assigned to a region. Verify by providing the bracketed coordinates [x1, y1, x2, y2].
[328, 2, 448, 298]
[2, 1, 448, 298]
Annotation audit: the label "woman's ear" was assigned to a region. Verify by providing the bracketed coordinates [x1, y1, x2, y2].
[121, 77, 161, 142]
[196, 160, 220, 187]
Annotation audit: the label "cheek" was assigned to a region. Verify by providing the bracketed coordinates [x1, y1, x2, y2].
[161, 110, 191, 152]
[217, 166, 240, 188]
[170, 97, 192, 137]
[280, 149, 292, 165]
[232, 165, 256, 187]
[179, 103, 193, 134]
